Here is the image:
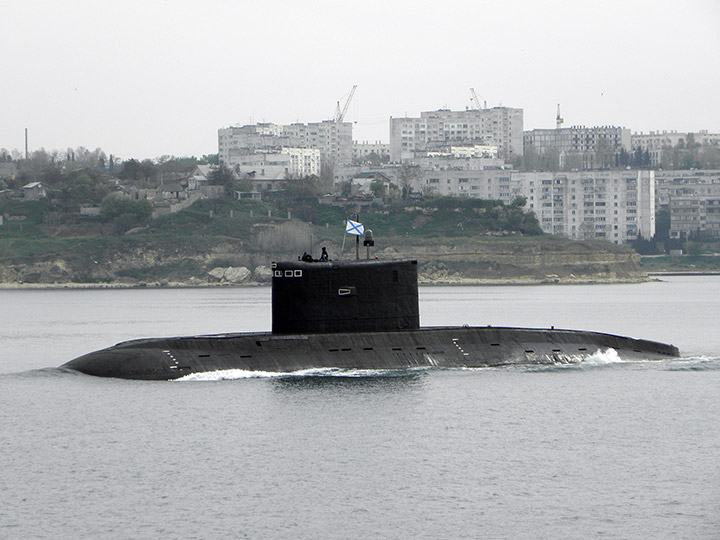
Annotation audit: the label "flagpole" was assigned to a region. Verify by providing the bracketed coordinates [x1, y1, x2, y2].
[355, 214, 360, 260]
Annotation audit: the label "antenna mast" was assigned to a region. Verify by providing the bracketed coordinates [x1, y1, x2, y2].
[556, 104, 564, 129]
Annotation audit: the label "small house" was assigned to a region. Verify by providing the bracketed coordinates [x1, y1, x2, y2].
[22, 182, 47, 200]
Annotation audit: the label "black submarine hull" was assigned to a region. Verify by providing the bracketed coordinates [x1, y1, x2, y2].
[62, 326, 679, 380]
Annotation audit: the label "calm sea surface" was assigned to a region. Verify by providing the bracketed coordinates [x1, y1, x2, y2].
[1, 277, 719, 539]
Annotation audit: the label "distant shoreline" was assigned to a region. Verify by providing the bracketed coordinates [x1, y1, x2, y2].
[646, 271, 720, 276]
[0, 276, 661, 290]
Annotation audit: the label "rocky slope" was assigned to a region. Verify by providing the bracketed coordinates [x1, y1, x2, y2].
[0, 235, 649, 287]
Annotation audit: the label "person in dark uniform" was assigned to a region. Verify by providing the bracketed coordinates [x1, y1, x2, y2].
[301, 252, 313, 262]
[320, 247, 329, 261]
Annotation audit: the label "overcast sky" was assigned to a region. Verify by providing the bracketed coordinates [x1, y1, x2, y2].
[3, 0, 719, 161]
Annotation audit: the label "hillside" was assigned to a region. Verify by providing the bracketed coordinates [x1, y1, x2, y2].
[0, 197, 649, 286]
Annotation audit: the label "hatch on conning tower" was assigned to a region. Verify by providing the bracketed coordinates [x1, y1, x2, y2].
[271, 259, 419, 334]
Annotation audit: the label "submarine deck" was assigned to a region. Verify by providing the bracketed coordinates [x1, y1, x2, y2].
[62, 326, 679, 380]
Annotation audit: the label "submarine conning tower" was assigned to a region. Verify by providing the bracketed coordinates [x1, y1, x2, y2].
[271, 259, 419, 334]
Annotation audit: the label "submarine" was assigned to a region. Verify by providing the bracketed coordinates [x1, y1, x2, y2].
[62, 257, 679, 380]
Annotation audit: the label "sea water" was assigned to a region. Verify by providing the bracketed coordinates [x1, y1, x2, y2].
[1, 277, 718, 539]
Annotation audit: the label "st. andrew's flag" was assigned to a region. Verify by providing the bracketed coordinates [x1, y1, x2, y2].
[345, 219, 364, 236]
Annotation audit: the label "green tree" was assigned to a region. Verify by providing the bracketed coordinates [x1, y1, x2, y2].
[369, 179, 387, 198]
[209, 163, 236, 196]
[319, 161, 334, 194]
[100, 193, 152, 233]
[398, 164, 421, 198]
[199, 154, 219, 165]
[56, 173, 112, 212]
[595, 137, 614, 169]
[653, 208, 671, 242]
[119, 159, 158, 184]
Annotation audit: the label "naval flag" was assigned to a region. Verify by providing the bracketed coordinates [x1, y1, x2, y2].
[345, 219, 364, 236]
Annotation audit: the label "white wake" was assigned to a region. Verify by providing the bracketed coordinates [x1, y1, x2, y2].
[176, 366, 428, 381]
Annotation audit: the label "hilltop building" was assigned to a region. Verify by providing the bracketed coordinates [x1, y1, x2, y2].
[523, 125, 631, 170]
[352, 141, 390, 163]
[422, 169, 521, 202]
[631, 130, 720, 167]
[218, 121, 352, 173]
[389, 107, 523, 162]
[22, 182, 47, 200]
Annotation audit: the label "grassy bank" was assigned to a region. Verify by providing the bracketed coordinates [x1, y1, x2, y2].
[641, 255, 720, 273]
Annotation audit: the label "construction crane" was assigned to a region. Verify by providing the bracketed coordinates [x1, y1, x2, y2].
[470, 88, 485, 110]
[334, 85, 357, 122]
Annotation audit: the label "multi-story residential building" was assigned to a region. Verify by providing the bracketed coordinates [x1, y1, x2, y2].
[218, 120, 353, 169]
[427, 145, 498, 159]
[632, 130, 720, 167]
[333, 154, 507, 188]
[654, 170, 720, 237]
[422, 169, 521, 202]
[281, 148, 321, 177]
[515, 171, 654, 243]
[418, 168, 653, 244]
[218, 124, 291, 163]
[523, 125, 631, 170]
[282, 121, 353, 166]
[389, 107, 523, 162]
[352, 141, 390, 163]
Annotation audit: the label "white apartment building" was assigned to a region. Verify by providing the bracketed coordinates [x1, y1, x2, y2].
[281, 147, 321, 177]
[422, 169, 521, 202]
[523, 126, 631, 169]
[655, 170, 720, 237]
[280, 121, 353, 166]
[352, 141, 390, 162]
[419, 168, 654, 244]
[632, 130, 720, 167]
[516, 171, 654, 243]
[218, 120, 353, 168]
[218, 124, 289, 163]
[427, 145, 498, 159]
[389, 107, 523, 162]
